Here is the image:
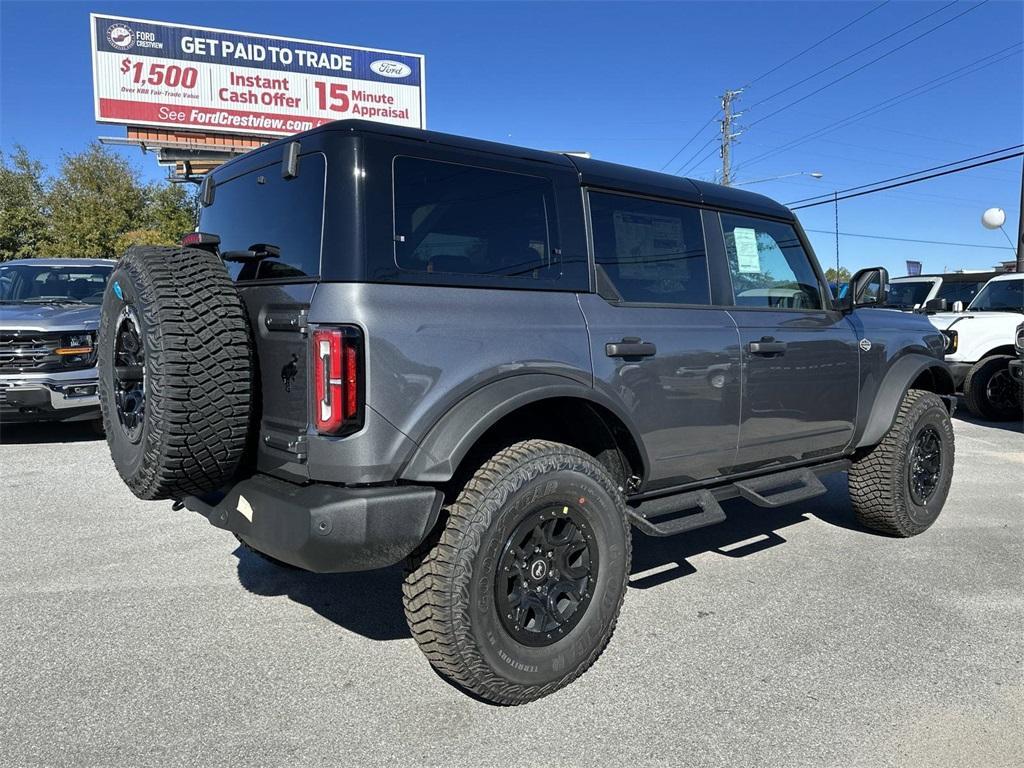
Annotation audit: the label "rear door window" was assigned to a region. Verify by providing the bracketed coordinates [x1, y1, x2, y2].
[720, 213, 824, 310]
[199, 153, 326, 282]
[588, 191, 711, 305]
[393, 157, 559, 281]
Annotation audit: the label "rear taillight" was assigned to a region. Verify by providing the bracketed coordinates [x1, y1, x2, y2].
[312, 327, 362, 434]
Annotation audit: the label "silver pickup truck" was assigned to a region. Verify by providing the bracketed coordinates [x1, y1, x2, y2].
[0, 258, 114, 427]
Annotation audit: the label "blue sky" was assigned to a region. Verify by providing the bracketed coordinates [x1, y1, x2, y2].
[2, 0, 1021, 275]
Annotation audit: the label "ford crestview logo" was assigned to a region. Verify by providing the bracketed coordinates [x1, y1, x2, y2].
[107, 23, 134, 50]
[369, 60, 412, 78]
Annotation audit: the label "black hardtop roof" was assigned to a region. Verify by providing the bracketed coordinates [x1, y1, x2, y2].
[212, 119, 794, 219]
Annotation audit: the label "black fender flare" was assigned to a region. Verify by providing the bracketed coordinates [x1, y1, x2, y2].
[855, 354, 955, 449]
[398, 373, 649, 483]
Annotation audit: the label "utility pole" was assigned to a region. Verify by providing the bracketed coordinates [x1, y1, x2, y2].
[720, 89, 743, 186]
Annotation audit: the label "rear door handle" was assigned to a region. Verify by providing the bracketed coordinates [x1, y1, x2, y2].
[748, 340, 787, 355]
[606, 339, 657, 358]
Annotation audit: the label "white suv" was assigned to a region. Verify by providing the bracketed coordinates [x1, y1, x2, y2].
[885, 271, 997, 312]
[929, 272, 1023, 420]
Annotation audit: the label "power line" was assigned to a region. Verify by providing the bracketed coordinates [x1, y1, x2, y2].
[680, 142, 722, 178]
[790, 152, 1024, 210]
[674, 134, 718, 176]
[662, 0, 892, 174]
[747, 1, 892, 87]
[745, 0, 990, 130]
[804, 228, 1016, 251]
[740, 42, 1022, 170]
[786, 144, 1024, 206]
[659, 110, 721, 171]
[746, 0, 955, 109]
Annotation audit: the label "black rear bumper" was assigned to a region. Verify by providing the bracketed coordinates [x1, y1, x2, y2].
[184, 474, 443, 573]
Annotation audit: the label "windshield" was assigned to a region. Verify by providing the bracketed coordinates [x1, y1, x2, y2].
[883, 280, 934, 308]
[935, 279, 987, 306]
[0, 263, 113, 305]
[967, 279, 1023, 313]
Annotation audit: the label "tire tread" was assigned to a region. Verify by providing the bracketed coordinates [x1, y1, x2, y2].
[402, 439, 630, 705]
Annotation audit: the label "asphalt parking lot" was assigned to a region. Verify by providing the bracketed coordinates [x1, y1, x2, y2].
[1, 414, 1021, 768]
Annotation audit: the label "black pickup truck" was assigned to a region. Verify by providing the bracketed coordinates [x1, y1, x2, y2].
[98, 120, 956, 705]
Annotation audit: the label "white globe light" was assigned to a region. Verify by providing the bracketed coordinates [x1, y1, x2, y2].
[981, 207, 1006, 229]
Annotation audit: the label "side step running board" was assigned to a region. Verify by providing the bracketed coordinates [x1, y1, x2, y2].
[626, 461, 846, 537]
[733, 468, 827, 509]
[626, 490, 726, 538]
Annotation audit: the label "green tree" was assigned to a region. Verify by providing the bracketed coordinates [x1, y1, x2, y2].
[43, 143, 148, 258]
[0, 146, 49, 260]
[144, 182, 198, 245]
[825, 266, 851, 284]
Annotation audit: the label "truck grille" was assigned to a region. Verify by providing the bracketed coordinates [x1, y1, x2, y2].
[0, 332, 67, 373]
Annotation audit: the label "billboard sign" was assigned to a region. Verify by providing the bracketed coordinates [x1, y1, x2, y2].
[906, 260, 923, 276]
[90, 14, 425, 137]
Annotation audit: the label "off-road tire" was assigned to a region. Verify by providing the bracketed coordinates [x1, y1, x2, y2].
[848, 389, 954, 537]
[963, 355, 1021, 421]
[403, 440, 631, 705]
[98, 246, 253, 500]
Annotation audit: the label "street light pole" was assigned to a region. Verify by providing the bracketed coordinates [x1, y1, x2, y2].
[834, 190, 840, 283]
[1017, 157, 1023, 272]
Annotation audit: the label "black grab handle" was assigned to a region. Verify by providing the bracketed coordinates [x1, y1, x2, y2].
[606, 339, 657, 358]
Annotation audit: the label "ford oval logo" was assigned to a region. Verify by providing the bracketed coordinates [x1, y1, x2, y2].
[370, 60, 412, 79]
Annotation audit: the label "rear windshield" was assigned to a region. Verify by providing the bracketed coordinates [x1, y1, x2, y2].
[199, 153, 326, 282]
[883, 280, 934, 309]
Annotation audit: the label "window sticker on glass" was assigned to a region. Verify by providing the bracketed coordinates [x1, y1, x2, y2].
[612, 211, 684, 279]
[733, 227, 761, 274]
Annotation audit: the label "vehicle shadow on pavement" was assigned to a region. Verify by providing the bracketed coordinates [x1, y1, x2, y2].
[231, 475, 870, 637]
[0, 421, 104, 444]
[629, 473, 864, 589]
[233, 546, 412, 641]
[953, 411, 1024, 435]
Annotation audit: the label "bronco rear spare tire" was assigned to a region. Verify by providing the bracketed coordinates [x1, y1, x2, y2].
[98, 246, 253, 500]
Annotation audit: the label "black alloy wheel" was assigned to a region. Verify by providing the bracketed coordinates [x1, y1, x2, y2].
[113, 305, 146, 444]
[496, 505, 597, 647]
[985, 368, 1018, 413]
[907, 425, 942, 506]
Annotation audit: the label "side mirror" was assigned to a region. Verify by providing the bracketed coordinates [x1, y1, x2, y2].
[952, 300, 965, 313]
[919, 298, 948, 313]
[848, 267, 890, 310]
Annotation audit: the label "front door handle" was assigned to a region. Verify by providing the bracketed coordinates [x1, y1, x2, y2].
[606, 339, 657, 358]
[748, 339, 787, 355]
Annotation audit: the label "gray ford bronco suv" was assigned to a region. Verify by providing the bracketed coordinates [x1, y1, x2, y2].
[98, 120, 956, 705]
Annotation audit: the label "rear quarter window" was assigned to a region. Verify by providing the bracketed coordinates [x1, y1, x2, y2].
[199, 153, 326, 282]
[392, 156, 561, 283]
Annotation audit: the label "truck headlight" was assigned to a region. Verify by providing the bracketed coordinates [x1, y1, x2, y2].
[57, 332, 95, 355]
[56, 332, 97, 365]
[941, 330, 958, 354]
[1015, 326, 1024, 355]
